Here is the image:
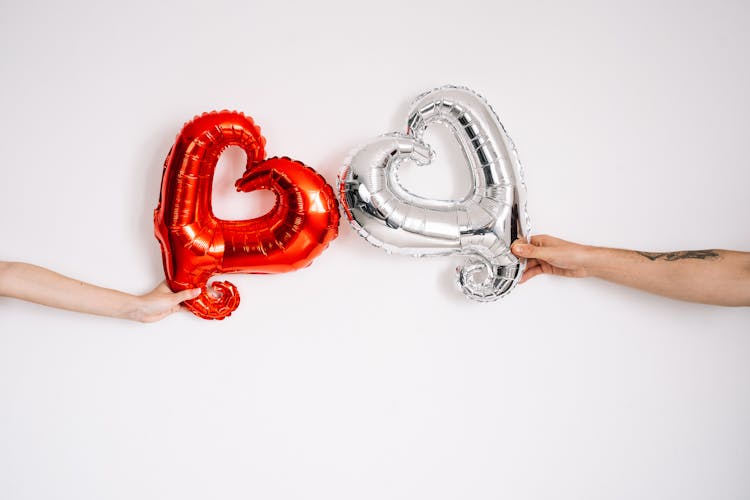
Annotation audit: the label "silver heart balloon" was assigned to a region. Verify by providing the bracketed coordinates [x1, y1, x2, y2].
[339, 85, 531, 301]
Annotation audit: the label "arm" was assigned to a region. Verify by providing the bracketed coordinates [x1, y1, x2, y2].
[511, 235, 750, 307]
[0, 261, 200, 322]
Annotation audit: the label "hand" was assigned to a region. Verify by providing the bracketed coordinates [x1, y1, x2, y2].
[127, 281, 201, 323]
[511, 235, 593, 283]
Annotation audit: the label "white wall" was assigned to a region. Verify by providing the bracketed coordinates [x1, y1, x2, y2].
[1, 1, 748, 499]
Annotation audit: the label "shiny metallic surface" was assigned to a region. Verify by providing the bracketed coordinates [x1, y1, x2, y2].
[339, 86, 531, 301]
[155, 110, 339, 320]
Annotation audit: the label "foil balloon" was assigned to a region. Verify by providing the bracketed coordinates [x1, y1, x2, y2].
[339, 86, 531, 301]
[155, 111, 339, 320]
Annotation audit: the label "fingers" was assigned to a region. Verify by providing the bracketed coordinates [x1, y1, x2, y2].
[524, 258, 540, 270]
[519, 258, 557, 283]
[174, 288, 201, 304]
[511, 240, 557, 262]
[146, 302, 188, 323]
[520, 265, 543, 283]
[529, 234, 558, 246]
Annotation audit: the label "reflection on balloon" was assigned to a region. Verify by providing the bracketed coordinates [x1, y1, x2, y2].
[339, 85, 531, 301]
[155, 110, 339, 320]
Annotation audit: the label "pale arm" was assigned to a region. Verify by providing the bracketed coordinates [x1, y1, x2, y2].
[511, 235, 750, 307]
[0, 261, 200, 322]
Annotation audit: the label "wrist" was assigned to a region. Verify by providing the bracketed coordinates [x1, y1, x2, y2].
[579, 245, 609, 278]
[118, 294, 145, 322]
[583, 246, 631, 279]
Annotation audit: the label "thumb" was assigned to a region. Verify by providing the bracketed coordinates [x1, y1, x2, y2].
[511, 241, 557, 261]
[175, 288, 202, 303]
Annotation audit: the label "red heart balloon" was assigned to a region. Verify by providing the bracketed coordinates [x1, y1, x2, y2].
[154, 111, 339, 320]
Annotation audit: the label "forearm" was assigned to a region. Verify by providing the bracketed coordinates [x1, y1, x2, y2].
[0, 262, 140, 319]
[585, 247, 750, 306]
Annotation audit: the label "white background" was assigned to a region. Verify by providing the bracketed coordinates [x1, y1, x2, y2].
[1, 1, 749, 499]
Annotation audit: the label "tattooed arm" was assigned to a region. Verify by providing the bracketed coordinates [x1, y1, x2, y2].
[510, 235, 750, 306]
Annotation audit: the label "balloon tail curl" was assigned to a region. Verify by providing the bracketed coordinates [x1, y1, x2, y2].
[184, 280, 240, 320]
[456, 259, 522, 302]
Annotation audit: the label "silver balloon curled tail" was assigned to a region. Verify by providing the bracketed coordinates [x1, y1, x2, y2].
[339, 85, 531, 301]
[457, 258, 525, 302]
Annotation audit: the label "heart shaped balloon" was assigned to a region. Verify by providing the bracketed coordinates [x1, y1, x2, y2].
[155, 110, 339, 320]
[339, 86, 531, 301]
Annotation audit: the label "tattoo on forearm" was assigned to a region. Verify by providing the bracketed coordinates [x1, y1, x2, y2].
[636, 250, 720, 262]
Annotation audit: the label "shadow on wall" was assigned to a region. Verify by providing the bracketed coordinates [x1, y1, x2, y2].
[137, 123, 175, 282]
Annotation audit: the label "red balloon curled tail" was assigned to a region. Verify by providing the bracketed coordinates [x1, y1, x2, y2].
[154, 111, 339, 320]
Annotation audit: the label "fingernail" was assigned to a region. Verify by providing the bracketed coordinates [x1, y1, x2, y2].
[513, 243, 526, 255]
